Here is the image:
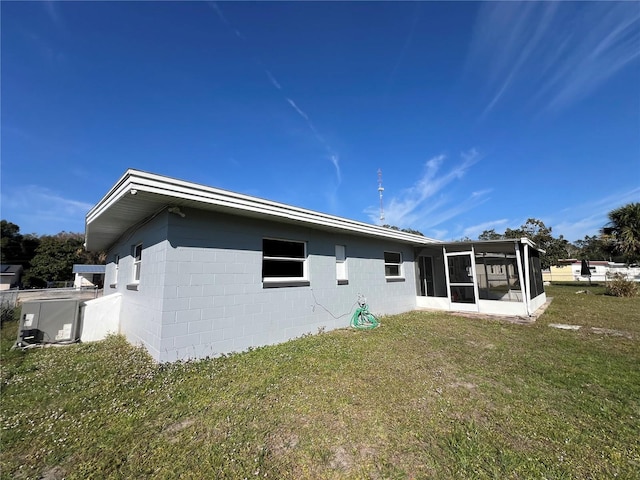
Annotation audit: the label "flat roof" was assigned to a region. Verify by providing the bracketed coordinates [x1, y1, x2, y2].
[85, 169, 441, 251]
[72, 264, 106, 274]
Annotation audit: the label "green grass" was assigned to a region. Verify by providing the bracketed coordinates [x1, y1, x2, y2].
[2, 285, 639, 479]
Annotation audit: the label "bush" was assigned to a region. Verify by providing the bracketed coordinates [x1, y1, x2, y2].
[606, 273, 639, 297]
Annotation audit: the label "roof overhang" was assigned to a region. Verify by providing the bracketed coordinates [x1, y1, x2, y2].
[433, 237, 544, 254]
[85, 169, 441, 251]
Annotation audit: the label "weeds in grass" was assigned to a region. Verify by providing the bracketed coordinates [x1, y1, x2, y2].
[1, 286, 639, 479]
[605, 273, 639, 297]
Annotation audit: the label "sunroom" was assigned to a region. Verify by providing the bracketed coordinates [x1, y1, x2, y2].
[415, 238, 546, 317]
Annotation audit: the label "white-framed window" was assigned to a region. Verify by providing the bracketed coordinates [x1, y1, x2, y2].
[133, 244, 142, 282]
[384, 251, 403, 278]
[114, 253, 120, 284]
[336, 244, 347, 283]
[262, 238, 307, 284]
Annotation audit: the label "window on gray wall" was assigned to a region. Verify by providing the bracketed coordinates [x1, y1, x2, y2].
[133, 244, 142, 282]
[384, 251, 402, 278]
[262, 238, 307, 281]
[336, 244, 347, 283]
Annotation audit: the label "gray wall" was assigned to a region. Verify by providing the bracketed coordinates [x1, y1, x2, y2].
[105, 207, 420, 362]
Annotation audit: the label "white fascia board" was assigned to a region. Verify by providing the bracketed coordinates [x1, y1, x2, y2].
[87, 169, 440, 246]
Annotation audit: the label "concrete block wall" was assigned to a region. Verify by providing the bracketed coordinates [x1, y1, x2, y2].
[155, 208, 420, 362]
[103, 211, 169, 360]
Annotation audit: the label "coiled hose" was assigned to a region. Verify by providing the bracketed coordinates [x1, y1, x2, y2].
[350, 295, 379, 330]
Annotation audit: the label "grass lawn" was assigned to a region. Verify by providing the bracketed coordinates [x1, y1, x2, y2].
[1, 284, 639, 479]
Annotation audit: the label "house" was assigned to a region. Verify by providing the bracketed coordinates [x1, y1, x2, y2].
[543, 259, 640, 283]
[84, 169, 546, 362]
[0, 264, 23, 290]
[72, 264, 106, 289]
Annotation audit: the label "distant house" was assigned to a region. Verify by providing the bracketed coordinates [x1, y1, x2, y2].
[543, 259, 640, 283]
[72, 264, 106, 289]
[0, 264, 23, 290]
[83, 169, 547, 362]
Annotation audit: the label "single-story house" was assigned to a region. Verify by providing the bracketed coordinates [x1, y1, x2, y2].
[0, 264, 23, 290]
[72, 264, 106, 289]
[84, 169, 546, 362]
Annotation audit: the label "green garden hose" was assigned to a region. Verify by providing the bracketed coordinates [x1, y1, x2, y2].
[350, 295, 379, 330]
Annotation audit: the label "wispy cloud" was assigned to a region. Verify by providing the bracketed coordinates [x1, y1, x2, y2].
[552, 187, 640, 241]
[366, 149, 483, 232]
[208, 2, 341, 184]
[265, 70, 282, 90]
[208, 2, 243, 39]
[468, 2, 640, 115]
[462, 218, 509, 239]
[1, 185, 93, 234]
[43, 0, 64, 29]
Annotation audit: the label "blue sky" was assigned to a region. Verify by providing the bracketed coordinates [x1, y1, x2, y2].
[2, 1, 639, 243]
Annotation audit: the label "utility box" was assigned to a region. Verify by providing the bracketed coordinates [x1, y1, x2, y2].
[17, 299, 82, 347]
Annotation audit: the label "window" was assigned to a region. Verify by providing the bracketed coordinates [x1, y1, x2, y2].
[336, 245, 347, 284]
[262, 238, 307, 284]
[111, 254, 120, 288]
[384, 251, 402, 278]
[133, 244, 142, 282]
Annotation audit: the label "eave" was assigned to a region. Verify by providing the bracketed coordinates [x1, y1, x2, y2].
[85, 169, 440, 251]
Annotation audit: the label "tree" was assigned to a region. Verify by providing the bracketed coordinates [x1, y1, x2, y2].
[382, 225, 425, 236]
[1, 220, 41, 277]
[603, 202, 640, 263]
[478, 229, 503, 241]
[573, 235, 613, 261]
[480, 218, 570, 270]
[25, 233, 86, 287]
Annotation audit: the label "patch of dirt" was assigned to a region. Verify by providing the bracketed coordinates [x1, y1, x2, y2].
[449, 381, 477, 390]
[163, 418, 196, 434]
[267, 430, 299, 457]
[590, 327, 633, 339]
[330, 446, 353, 470]
[40, 466, 66, 480]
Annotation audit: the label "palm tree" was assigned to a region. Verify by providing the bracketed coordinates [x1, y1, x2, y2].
[603, 202, 640, 263]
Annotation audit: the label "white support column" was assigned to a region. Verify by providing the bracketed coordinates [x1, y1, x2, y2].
[443, 245, 451, 307]
[514, 242, 529, 316]
[470, 244, 480, 312]
[523, 242, 532, 316]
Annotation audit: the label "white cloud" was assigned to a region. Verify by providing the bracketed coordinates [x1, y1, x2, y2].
[1, 186, 92, 234]
[468, 2, 640, 114]
[265, 70, 282, 90]
[462, 218, 509, 239]
[366, 149, 482, 231]
[551, 187, 640, 241]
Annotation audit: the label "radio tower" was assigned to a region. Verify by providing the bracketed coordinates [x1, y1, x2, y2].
[377, 169, 385, 224]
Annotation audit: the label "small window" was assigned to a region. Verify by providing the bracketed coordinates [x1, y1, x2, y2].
[133, 244, 142, 282]
[384, 251, 402, 278]
[336, 245, 347, 284]
[262, 239, 307, 283]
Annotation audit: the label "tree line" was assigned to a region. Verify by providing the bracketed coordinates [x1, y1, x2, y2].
[1, 220, 105, 288]
[2, 203, 637, 287]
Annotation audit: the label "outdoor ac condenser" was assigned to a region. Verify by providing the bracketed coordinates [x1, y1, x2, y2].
[17, 299, 82, 347]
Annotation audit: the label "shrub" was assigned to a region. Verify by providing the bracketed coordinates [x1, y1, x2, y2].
[605, 273, 639, 297]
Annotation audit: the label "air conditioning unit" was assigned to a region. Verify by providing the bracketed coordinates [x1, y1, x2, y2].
[16, 299, 83, 347]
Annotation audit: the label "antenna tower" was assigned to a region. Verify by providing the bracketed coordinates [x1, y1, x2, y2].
[377, 168, 385, 224]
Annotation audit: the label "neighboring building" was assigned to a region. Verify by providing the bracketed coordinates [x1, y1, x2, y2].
[543, 259, 640, 283]
[84, 169, 546, 362]
[72, 264, 106, 289]
[0, 264, 23, 290]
